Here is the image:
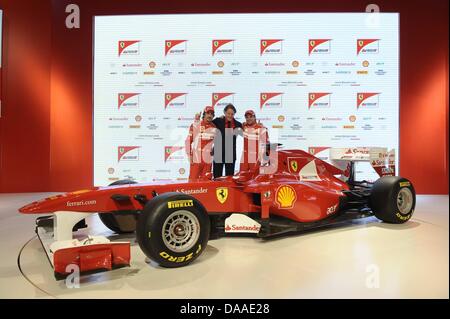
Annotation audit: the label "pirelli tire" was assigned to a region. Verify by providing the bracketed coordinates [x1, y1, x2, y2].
[369, 176, 416, 224]
[98, 179, 137, 234]
[136, 192, 210, 268]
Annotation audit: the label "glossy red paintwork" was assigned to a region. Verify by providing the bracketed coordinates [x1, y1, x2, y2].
[19, 149, 350, 223]
[53, 243, 130, 275]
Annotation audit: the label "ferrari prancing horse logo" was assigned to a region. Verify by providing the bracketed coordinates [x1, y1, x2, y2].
[290, 160, 299, 173]
[216, 187, 229, 204]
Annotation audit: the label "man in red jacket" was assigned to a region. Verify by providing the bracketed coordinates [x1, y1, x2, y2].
[240, 109, 269, 172]
[185, 106, 217, 180]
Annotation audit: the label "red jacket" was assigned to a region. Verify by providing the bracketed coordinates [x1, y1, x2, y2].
[185, 120, 216, 162]
[242, 122, 269, 157]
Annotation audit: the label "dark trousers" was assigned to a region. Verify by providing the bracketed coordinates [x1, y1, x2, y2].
[213, 161, 235, 178]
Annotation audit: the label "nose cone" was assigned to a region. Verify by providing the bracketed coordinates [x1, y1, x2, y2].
[18, 189, 97, 214]
[18, 194, 66, 214]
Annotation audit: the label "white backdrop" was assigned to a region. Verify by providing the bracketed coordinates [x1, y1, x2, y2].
[93, 13, 399, 186]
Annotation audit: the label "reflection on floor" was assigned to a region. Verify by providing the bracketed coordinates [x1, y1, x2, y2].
[0, 193, 448, 298]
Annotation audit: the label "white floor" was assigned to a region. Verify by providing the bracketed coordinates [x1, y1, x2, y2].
[0, 193, 448, 299]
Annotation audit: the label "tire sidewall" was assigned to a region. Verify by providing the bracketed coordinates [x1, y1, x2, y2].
[370, 176, 416, 223]
[137, 192, 210, 268]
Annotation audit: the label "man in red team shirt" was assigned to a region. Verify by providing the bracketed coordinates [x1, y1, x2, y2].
[185, 106, 217, 180]
[240, 109, 269, 172]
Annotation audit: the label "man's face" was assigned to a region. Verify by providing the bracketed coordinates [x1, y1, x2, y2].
[245, 114, 256, 125]
[204, 111, 214, 122]
[224, 108, 235, 121]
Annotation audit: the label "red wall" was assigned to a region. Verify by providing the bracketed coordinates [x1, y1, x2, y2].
[0, 0, 52, 192]
[0, 0, 448, 194]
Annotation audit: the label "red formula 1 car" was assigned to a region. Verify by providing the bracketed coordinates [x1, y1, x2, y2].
[19, 145, 416, 279]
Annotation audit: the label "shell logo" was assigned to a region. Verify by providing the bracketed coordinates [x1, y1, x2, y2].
[275, 185, 297, 209]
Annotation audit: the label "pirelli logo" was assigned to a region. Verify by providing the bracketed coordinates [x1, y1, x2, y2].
[399, 182, 410, 187]
[167, 200, 194, 209]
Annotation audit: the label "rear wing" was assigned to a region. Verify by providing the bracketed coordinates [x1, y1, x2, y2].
[328, 147, 396, 181]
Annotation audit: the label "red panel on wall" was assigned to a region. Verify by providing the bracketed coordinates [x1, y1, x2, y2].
[0, 0, 52, 192]
[0, 0, 448, 194]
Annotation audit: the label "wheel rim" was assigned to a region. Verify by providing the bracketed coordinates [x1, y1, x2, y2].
[397, 187, 413, 215]
[162, 210, 200, 253]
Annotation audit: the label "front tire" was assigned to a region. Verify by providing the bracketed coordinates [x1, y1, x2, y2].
[370, 176, 416, 224]
[136, 192, 210, 268]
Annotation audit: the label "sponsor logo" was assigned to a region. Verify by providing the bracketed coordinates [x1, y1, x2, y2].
[167, 199, 193, 209]
[212, 93, 234, 109]
[349, 115, 357, 122]
[118, 93, 140, 109]
[118, 40, 140, 56]
[224, 214, 261, 233]
[165, 40, 187, 56]
[175, 187, 208, 195]
[260, 39, 283, 55]
[164, 146, 184, 162]
[335, 62, 356, 67]
[288, 159, 299, 173]
[108, 168, 115, 174]
[191, 62, 211, 67]
[278, 115, 285, 122]
[179, 168, 186, 175]
[122, 63, 142, 68]
[260, 92, 283, 109]
[357, 93, 380, 109]
[67, 199, 97, 207]
[225, 224, 260, 232]
[275, 185, 297, 209]
[212, 39, 235, 55]
[292, 60, 300, 67]
[159, 245, 202, 263]
[216, 187, 229, 204]
[309, 39, 331, 55]
[217, 61, 225, 68]
[309, 93, 331, 109]
[357, 39, 380, 55]
[399, 182, 411, 187]
[118, 146, 140, 162]
[165, 93, 187, 109]
[326, 204, 338, 215]
[396, 212, 411, 221]
[362, 60, 370, 67]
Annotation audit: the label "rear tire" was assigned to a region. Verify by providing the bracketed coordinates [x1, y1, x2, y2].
[370, 176, 416, 224]
[98, 179, 137, 234]
[136, 192, 210, 268]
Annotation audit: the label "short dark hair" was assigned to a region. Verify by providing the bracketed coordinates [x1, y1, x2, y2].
[223, 104, 236, 114]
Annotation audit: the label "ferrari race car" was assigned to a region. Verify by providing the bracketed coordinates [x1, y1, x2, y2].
[19, 145, 416, 279]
